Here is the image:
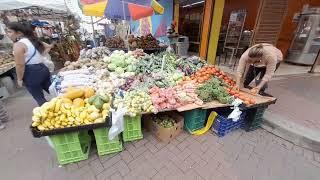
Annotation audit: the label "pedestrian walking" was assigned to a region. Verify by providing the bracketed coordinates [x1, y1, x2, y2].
[7, 22, 52, 106]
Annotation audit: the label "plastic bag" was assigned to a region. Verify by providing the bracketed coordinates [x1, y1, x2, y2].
[228, 98, 243, 122]
[108, 107, 127, 140]
[43, 54, 55, 73]
[44, 136, 54, 149]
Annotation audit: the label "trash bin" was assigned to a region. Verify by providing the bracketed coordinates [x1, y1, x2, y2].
[176, 36, 189, 57]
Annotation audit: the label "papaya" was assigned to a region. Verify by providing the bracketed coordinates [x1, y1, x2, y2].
[84, 87, 95, 98]
[63, 88, 85, 100]
[73, 98, 85, 107]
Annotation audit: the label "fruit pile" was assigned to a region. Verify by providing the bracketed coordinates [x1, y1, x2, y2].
[31, 88, 111, 131]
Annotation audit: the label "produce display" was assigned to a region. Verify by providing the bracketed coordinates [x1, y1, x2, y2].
[31, 88, 111, 131]
[105, 36, 125, 49]
[0, 53, 13, 65]
[128, 34, 160, 49]
[41, 45, 263, 134]
[79, 46, 110, 59]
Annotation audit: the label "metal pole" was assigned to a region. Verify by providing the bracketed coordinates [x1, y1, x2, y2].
[309, 49, 320, 73]
[91, 16, 96, 47]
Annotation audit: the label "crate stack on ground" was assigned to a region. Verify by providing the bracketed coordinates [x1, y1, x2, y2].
[49, 131, 91, 165]
[93, 127, 123, 156]
[212, 111, 246, 137]
[122, 115, 143, 142]
[183, 108, 208, 133]
[242, 105, 268, 131]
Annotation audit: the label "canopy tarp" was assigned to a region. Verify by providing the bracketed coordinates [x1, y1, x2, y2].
[0, 0, 67, 12]
[0, 0, 68, 20]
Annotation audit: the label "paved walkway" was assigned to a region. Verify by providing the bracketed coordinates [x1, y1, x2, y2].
[267, 74, 320, 130]
[1, 90, 320, 180]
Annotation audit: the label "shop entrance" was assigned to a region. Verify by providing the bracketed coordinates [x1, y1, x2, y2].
[176, 0, 205, 56]
[217, 0, 320, 75]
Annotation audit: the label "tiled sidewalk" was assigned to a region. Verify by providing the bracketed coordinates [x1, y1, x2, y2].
[0, 90, 320, 180]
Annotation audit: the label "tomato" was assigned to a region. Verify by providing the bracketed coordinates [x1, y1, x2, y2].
[221, 71, 226, 76]
[230, 90, 235, 95]
[249, 99, 256, 104]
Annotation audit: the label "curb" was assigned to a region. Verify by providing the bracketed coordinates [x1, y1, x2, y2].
[262, 111, 320, 153]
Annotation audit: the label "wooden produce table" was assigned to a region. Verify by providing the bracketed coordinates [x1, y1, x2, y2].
[0, 62, 15, 76]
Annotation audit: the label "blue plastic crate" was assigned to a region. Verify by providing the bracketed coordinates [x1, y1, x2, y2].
[212, 112, 246, 137]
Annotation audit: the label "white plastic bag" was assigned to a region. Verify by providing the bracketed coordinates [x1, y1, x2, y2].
[228, 98, 243, 122]
[44, 136, 54, 149]
[43, 54, 55, 73]
[48, 81, 58, 96]
[108, 107, 127, 140]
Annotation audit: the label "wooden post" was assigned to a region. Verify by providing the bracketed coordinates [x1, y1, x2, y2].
[199, 0, 214, 59]
[174, 1, 179, 32]
[207, 0, 225, 64]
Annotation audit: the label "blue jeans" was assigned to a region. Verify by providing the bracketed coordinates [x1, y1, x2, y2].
[23, 64, 51, 106]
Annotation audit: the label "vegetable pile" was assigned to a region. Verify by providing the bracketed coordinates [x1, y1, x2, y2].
[114, 90, 155, 117]
[177, 56, 205, 76]
[128, 34, 160, 49]
[196, 77, 233, 104]
[151, 115, 176, 128]
[104, 50, 138, 75]
[79, 46, 110, 59]
[0, 53, 13, 65]
[105, 36, 125, 48]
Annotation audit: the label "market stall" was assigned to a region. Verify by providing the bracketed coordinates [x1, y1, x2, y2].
[29, 46, 276, 165]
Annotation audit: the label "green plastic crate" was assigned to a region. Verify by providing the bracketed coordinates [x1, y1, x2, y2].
[49, 131, 91, 165]
[123, 115, 143, 142]
[93, 127, 123, 156]
[183, 109, 207, 133]
[243, 106, 268, 132]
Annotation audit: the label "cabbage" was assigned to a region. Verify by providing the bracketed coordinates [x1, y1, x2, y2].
[115, 67, 125, 74]
[126, 65, 136, 72]
[125, 58, 132, 65]
[108, 63, 117, 71]
[103, 56, 110, 63]
[111, 56, 126, 68]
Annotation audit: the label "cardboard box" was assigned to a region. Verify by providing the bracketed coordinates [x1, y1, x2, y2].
[144, 112, 184, 143]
